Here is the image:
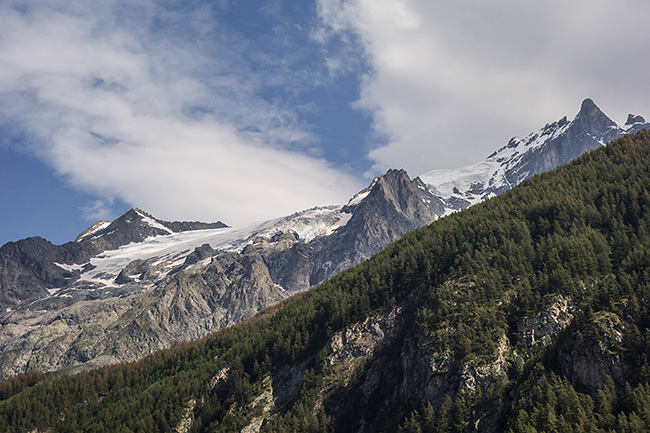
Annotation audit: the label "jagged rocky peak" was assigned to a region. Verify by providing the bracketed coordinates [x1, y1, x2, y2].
[626, 113, 646, 126]
[76, 208, 159, 239]
[571, 98, 617, 133]
[380, 167, 409, 180]
[367, 169, 415, 197]
[369, 169, 410, 198]
[357, 168, 445, 218]
[419, 98, 650, 213]
[75, 208, 228, 254]
[77, 208, 171, 252]
[340, 168, 445, 241]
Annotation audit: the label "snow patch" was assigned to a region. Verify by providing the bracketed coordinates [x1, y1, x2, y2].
[135, 209, 173, 234]
[420, 161, 497, 200]
[346, 178, 377, 207]
[324, 211, 352, 236]
[54, 262, 85, 272]
[255, 206, 350, 243]
[76, 220, 111, 242]
[347, 190, 371, 206]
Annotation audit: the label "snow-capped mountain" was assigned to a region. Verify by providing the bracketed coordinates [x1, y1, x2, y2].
[0, 169, 440, 378]
[420, 98, 650, 211]
[0, 98, 646, 379]
[74, 206, 353, 289]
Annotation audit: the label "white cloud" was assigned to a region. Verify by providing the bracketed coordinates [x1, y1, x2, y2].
[316, 0, 650, 176]
[0, 1, 364, 225]
[82, 199, 117, 222]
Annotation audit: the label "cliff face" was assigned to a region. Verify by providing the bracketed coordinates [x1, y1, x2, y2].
[215, 288, 640, 433]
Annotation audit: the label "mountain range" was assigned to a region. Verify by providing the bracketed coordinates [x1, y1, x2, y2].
[2, 116, 650, 433]
[0, 99, 647, 380]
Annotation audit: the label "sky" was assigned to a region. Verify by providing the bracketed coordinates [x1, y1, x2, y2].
[1, 0, 650, 245]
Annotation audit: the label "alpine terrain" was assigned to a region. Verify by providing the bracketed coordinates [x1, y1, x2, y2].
[0, 99, 646, 380]
[2, 123, 650, 433]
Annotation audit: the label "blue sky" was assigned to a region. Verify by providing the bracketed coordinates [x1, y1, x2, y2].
[1, 0, 650, 245]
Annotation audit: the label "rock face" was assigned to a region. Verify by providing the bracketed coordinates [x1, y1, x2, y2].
[235, 292, 634, 432]
[518, 295, 574, 350]
[558, 311, 629, 394]
[0, 237, 90, 311]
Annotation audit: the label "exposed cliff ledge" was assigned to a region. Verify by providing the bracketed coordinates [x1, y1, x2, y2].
[519, 295, 574, 351]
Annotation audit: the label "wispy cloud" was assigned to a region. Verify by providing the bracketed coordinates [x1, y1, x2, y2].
[316, 0, 650, 176]
[0, 1, 364, 225]
[82, 199, 117, 222]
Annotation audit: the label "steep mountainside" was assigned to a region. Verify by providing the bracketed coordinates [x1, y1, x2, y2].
[0, 170, 442, 378]
[0, 209, 227, 312]
[2, 129, 650, 433]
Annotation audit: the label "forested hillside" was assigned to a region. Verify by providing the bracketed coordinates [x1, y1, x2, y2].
[2, 130, 650, 432]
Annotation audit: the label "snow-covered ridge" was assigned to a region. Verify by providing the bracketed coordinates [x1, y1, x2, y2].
[419, 100, 649, 211]
[255, 205, 350, 244]
[623, 114, 647, 131]
[420, 117, 572, 205]
[420, 161, 495, 205]
[134, 208, 173, 234]
[75, 220, 111, 242]
[79, 205, 353, 285]
[496, 117, 571, 156]
[347, 177, 378, 207]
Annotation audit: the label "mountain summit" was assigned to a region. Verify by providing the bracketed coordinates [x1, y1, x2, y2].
[75, 208, 228, 250]
[420, 98, 650, 211]
[572, 97, 617, 133]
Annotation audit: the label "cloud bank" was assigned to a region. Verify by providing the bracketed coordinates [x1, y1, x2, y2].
[316, 0, 650, 175]
[2, 0, 650, 229]
[0, 1, 364, 225]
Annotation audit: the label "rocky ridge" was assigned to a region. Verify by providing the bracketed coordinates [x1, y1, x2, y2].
[420, 98, 650, 211]
[227, 290, 629, 432]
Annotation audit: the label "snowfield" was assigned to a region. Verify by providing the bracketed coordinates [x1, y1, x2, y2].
[79, 205, 353, 285]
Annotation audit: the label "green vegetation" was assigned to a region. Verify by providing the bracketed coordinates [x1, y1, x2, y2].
[2, 130, 650, 431]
